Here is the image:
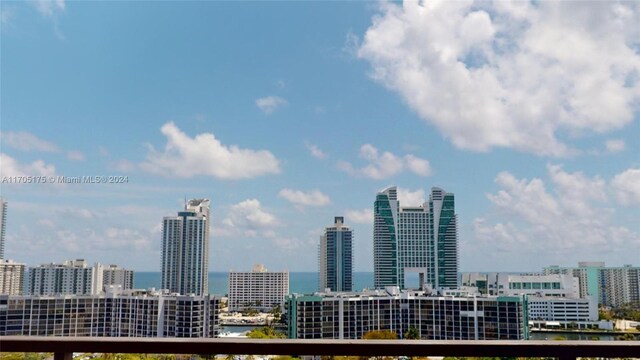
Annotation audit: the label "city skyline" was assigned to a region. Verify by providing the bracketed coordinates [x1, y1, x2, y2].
[1, 1, 639, 272]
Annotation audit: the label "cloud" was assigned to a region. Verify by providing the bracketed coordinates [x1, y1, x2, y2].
[397, 187, 425, 206]
[255, 96, 287, 114]
[358, 1, 640, 156]
[306, 142, 327, 159]
[612, 168, 640, 206]
[6, 204, 155, 261]
[220, 199, 278, 235]
[66, 151, 85, 161]
[605, 139, 626, 153]
[33, 0, 65, 17]
[0, 153, 57, 178]
[1, 7, 13, 26]
[110, 159, 136, 172]
[0, 131, 59, 152]
[140, 122, 280, 180]
[344, 208, 373, 224]
[278, 188, 331, 208]
[474, 165, 640, 257]
[338, 144, 431, 179]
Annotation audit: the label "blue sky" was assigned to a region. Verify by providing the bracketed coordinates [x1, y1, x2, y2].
[1, 0, 639, 273]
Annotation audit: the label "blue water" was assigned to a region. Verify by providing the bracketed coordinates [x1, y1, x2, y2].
[135, 272, 373, 296]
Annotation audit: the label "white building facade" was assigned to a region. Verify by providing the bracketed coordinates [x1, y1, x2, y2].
[161, 199, 210, 296]
[228, 264, 289, 312]
[0, 259, 25, 295]
[544, 262, 640, 307]
[528, 296, 598, 328]
[103, 265, 134, 291]
[461, 273, 580, 298]
[0, 198, 6, 260]
[0, 289, 219, 337]
[28, 260, 104, 296]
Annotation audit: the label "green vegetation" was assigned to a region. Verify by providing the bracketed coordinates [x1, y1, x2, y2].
[599, 301, 640, 322]
[242, 307, 259, 316]
[361, 329, 398, 340]
[403, 326, 420, 340]
[0, 353, 52, 360]
[270, 305, 283, 323]
[246, 325, 286, 339]
[617, 332, 638, 341]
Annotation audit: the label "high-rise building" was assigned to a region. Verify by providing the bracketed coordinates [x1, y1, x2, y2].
[319, 216, 353, 292]
[161, 199, 210, 296]
[228, 264, 289, 312]
[543, 262, 640, 307]
[373, 186, 458, 290]
[0, 198, 6, 259]
[103, 265, 134, 291]
[0, 259, 25, 295]
[28, 260, 104, 296]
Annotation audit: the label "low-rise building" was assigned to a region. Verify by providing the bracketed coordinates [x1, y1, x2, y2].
[461, 272, 579, 298]
[528, 296, 598, 328]
[228, 264, 289, 312]
[286, 287, 528, 340]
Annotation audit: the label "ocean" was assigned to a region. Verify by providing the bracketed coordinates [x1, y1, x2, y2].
[135, 271, 374, 295]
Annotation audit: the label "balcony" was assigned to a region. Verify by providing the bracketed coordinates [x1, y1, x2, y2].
[1, 336, 639, 360]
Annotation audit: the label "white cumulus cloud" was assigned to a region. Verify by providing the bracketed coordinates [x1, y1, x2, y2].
[221, 199, 278, 234]
[278, 188, 331, 208]
[140, 122, 280, 180]
[338, 144, 431, 179]
[306, 143, 327, 159]
[397, 187, 425, 206]
[34, 0, 65, 17]
[344, 208, 374, 224]
[0, 131, 59, 152]
[474, 165, 640, 260]
[0, 153, 57, 177]
[605, 139, 626, 153]
[612, 168, 640, 206]
[66, 151, 85, 161]
[256, 96, 287, 114]
[358, 1, 640, 156]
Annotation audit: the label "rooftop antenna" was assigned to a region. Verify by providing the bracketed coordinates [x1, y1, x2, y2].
[184, 196, 187, 211]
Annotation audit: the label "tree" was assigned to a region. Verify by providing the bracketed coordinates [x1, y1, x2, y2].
[362, 330, 398, 340]
[617, 333, 638, 341]
[270, 305, 282, 323]
[404, 326, 420, 340]
[247, 325, 286, 339]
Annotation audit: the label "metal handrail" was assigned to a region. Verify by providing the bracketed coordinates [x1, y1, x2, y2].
[1, 336, 639, 360]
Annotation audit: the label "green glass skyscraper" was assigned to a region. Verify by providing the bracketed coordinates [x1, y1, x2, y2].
[373, 187, 459, 290]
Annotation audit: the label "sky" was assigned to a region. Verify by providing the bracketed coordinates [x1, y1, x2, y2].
[1, 0, 639, 273]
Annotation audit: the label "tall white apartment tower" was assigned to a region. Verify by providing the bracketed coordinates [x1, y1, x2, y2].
[0, 198, 6, 259]
[161, 199, 210, 296]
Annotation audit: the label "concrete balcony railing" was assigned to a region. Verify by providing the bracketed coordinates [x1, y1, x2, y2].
[1, 336, 640, 360]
